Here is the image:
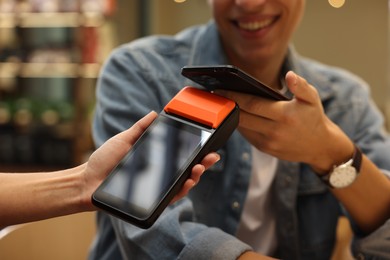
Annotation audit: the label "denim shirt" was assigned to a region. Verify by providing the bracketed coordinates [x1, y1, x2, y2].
[90, 21, 390, 260]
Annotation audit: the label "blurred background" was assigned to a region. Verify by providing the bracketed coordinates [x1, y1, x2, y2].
[0, 0, 388, 259]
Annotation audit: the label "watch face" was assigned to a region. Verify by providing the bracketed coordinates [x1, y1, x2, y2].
[329, 165, 357, 188]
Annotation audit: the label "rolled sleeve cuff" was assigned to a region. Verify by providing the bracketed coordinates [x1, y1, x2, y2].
[178, 227, 252, 260]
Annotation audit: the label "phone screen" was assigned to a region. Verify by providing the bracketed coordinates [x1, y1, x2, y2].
[94, 115, 212, 220]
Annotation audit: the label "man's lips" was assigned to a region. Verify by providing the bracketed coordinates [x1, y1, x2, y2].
[234, 17, 278, 32]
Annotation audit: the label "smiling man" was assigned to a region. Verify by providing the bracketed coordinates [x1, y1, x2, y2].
[89, 1, 390, 259]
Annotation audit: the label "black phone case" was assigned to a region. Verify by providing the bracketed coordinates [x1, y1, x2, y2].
[181, 65, 291, 101]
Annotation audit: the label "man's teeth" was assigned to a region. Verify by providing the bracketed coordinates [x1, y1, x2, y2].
[238, 19, 273, 31]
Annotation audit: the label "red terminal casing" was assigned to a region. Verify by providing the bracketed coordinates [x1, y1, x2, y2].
[164, 87, 236, 128]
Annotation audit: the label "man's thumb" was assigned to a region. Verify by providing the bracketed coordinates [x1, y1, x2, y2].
[285, 71, 317, 104]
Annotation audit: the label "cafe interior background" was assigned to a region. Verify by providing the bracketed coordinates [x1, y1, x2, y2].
[0, 0, 389, 259]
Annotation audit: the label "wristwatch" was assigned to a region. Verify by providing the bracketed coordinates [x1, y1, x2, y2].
[321, 145, 362, 189]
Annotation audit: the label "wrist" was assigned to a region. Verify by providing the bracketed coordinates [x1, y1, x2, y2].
[310, 139, 355, 176]
[74, 163, 94, 212]
[313, 149, 355, 175]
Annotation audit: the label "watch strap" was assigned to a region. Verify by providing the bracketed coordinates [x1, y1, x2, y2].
[351, 145, 362, 173]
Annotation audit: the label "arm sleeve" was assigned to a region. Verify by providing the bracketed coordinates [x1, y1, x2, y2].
[111, 199, 251, 260]
[352, 219, 390, 260]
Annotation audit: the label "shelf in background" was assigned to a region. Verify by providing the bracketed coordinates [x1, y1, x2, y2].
[0, 12, 104, 28]
[0, 62, 100, 78]
[0, 2, 114, 168]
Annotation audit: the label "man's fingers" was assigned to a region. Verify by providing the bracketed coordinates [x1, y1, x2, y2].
[285, 71, 318, 104]
[170, 153, 220, 204]
[200, 152, 220, 170]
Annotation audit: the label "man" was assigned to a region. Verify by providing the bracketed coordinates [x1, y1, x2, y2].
[90, 0, 390, 259]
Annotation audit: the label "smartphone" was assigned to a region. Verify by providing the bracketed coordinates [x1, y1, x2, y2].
[181, 65, 291, 101]
[92, 87, 239, 229]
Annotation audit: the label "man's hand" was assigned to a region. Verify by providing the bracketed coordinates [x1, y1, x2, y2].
[216, 71, 353, 173]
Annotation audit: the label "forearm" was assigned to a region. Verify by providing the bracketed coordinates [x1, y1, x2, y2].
[0, 165, 87, 227]
[332, 155, 390, 233]
[307, 121, 390, 233]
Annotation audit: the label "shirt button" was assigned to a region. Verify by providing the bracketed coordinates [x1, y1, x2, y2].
[232, 201, 240, 210]
[241, 152, 250, 161]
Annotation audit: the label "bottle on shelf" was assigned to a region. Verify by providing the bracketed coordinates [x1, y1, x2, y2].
[0, 0, 117, 169]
